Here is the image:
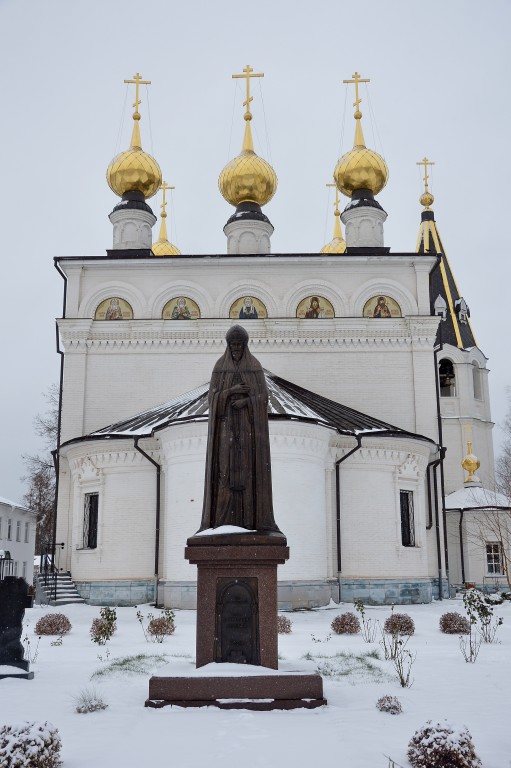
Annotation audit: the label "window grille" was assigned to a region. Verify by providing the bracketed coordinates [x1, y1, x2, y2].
[400, 490, 415, 547]
[486, 542, 502, 575]
[83, 493, 99, 549]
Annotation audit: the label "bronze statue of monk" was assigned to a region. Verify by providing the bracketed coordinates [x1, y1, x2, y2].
[199, 325, 280, 533]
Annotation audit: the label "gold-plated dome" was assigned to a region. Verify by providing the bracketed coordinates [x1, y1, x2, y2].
[152, 181, 181, 256]
[106, 73, 162, 200]
[461, 428, 481, 483]
[420, 191, 435, 208]
[321, 184, 346, 253]
[334, 146, 388, 197]
[334, 71, 388, 198]
[219, 65, 277, 207]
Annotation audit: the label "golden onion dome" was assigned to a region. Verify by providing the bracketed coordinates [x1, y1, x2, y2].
[334, 105, 388, 197]
[152, 239, 181, 256]
[219, 118, 277, 207]
[106, 112, 162, 200]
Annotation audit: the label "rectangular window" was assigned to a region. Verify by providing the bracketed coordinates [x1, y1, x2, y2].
[0, 517, 2, 538]
[486, 542, 502, 575]
[13, 561, 18, 576]
[16, 521, 21, 542]
[24, 522, 30, 543]
[7, 519, 12, 541]
[400, 490, 415, 547]
[83, 493, 99, 549]
[22, 561, 27, 580]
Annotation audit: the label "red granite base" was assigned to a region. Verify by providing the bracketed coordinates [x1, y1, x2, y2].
[145, 673, 326, 710]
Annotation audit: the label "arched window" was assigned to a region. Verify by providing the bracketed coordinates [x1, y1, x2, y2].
[439, 359, 456, 397]
[472, 363, 483, 400]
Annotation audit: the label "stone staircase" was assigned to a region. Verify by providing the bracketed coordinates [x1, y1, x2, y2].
[36, 571, 85, 606]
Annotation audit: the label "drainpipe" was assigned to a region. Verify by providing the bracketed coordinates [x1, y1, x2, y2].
[459, 510, 466, 583]
[335, 435, 363, 586]
[52, 260, 67, 596]
[134, 438, 161, 606]
[426, 457, 442, 530]
[432, 455, 443, 600]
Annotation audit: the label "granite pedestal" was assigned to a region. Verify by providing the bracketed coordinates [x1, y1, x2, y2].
[145, 531, 326, 709]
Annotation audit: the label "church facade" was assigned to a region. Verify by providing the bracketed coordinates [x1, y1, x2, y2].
[54, 70, 498, 607]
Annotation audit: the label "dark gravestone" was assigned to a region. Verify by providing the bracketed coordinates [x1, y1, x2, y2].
[0, 576, 34, 679]
[216, 578, 259, 664]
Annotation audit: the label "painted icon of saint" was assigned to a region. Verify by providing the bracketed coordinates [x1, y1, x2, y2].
[238, 297, 259, 320]
[171, 297, 192, 320]
[105, 298, 123, 320]
[304, 296, 324, 319]
[373, 296, 392, 318]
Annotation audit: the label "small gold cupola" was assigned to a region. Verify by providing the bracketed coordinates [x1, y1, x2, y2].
[334, 72, 388, 199]
[107, 73, 162, 200]
[219, 66, 276, 255]
[152, 181, 181, 256]
[321, 183, 346, 253]
[461, 426, 481, 484]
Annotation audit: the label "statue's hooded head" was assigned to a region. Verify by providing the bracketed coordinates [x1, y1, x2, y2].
[226, 325, 249, 362]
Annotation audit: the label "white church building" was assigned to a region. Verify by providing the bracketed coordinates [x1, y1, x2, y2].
[53, 70, 504, 608]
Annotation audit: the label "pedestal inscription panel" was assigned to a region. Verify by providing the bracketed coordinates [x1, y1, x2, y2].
[216, 577, 259, 664]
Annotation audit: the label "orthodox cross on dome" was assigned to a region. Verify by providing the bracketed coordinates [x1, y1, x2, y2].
[343, 71, 370, 117]
[232, 65, 264, 121]
[124, 72, 152, 117]
[159, 181, 175, 218]
[326, 182, 340, 213]
[417, 156, 435, 193]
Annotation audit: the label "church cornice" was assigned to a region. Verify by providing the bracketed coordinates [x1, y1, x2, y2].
[57, 317, 440, 352]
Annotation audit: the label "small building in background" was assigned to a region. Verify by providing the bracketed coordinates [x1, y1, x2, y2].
[0, 497, 37, 584]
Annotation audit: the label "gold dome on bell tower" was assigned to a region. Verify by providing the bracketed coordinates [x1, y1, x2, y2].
[107, 73, 162, 200]
[334, 72, 388, 198]
[219, 65, 277, 207]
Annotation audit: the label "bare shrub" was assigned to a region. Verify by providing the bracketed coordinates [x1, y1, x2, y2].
[74, 687, 108, 714]
[90, 607, 117, 646]
[331, 612, 361, 635]
[277, 615, 292, 634]
[0, 721, 62, 767]
[408, 720, 482, 767]
[147, 614, 175, 643]
[439, 612, 470, 635]
[34, 614, 71, 636]
[384, 613, 415, 635]
[376, 695, 402, 715]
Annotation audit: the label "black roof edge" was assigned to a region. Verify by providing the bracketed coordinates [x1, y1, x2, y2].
[53, 251, 439, 263]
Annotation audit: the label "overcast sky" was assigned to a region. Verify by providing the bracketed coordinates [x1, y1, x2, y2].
[1, 0, 510, 503]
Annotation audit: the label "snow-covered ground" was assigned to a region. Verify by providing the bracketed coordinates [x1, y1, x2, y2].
[1, 598, 510, 768]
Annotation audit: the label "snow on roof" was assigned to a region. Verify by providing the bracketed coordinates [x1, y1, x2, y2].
[0, 496, 30, 511]
[63, 371, 434, 447]
[445, 484, 510, 511]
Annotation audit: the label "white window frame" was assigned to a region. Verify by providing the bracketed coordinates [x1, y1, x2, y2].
[7, 519, 12, 541]
[24, 522, 30, 543]
[400, 490, 416, 547]
[16, 520, 21, 542]
[486, 542, 503, 575]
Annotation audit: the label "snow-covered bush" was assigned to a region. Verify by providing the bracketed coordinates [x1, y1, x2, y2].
[376, 695, 402, 715]
[0, 721, 62, 767]
[384, 613, 415, 635]
[277, 615, 292, 634]
[90, 607, 117, 645]
[408, 720, 482, 767]
[439, 612, 470, 635]
[74, 687, 108, 714]
[34, 614, 71, 636]
[331, 612, 361, 635]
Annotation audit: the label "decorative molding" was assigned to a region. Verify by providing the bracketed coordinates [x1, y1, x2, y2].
[218, 280, 279, 318]
[80, 281, 147, 320]
[148, 282, 213, 319]
[398, 454, 420, 479]
[283, 280, 348, 318]
[351, 278, 417, 316]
